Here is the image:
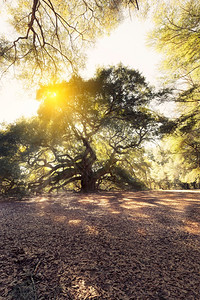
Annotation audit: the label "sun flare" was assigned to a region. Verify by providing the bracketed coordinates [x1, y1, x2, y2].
[50, 92, 57, 98]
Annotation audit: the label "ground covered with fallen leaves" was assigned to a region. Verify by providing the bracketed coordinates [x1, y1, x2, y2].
[0, 191, 200, 299]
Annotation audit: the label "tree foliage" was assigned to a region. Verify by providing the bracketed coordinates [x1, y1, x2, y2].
[148, 0, 200, 83]
[147, 95, 200, 190]
[170, 103, 200, 187]
[0, 0, 139, 80]
[149, 125, 200, 190]
[0, 122, 27, 194]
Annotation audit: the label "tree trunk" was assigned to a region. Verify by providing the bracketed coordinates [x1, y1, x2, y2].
[78, 137, 97, 192]
[81, 170, 96, 193]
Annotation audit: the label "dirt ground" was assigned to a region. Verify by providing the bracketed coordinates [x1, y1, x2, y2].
[0, 191, 200, 299]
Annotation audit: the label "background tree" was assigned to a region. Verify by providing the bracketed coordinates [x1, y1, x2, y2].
[142, 0, 200, 189]
[0, 122, 28, 194]
[148, 0, 200, 83]
[162, 106, 200, 189]
[146, 138, 184, 190]
[0, 0, 139, 81]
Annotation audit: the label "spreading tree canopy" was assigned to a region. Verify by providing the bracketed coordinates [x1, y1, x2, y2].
[0, 65, 166, 193]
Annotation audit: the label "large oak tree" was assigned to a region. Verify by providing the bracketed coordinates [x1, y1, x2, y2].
[0, 65, 165, 193]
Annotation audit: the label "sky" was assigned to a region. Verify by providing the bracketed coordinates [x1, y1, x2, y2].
[0, 16, 163, 124]
[81, 18, 162, 82]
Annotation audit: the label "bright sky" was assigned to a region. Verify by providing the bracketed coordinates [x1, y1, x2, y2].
[0, 16, 163, 124]
[82, 18, 161, 82]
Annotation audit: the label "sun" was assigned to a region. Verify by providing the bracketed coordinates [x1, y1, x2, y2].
[52, 92, 57, 97]
[37, 82, 75, 111]
[48, 91, 57, 98]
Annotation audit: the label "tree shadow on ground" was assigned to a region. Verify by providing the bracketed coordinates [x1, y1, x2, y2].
[0, 191, 200, 299]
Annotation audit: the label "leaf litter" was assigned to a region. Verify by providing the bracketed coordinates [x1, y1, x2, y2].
[0, 191, 200, 299]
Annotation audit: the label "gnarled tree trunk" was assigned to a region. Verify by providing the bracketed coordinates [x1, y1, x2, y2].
[81, 170, 96, 192]
[79, 137, 97, 192]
